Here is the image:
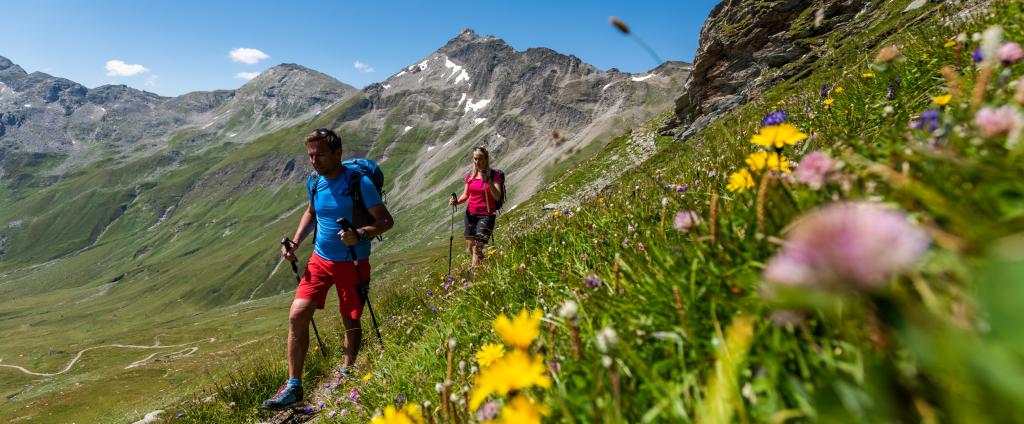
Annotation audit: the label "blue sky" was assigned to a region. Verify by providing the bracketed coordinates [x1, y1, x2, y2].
[1, 1, 718, 97]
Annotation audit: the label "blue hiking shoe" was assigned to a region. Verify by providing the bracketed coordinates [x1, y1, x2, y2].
[260, 384, 303, 410]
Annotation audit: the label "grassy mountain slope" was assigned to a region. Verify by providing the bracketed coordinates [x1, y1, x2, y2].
[0, 47, 679, 424]
[173, 0, 1024, 423]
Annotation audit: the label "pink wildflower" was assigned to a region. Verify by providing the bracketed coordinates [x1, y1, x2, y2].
[998, 42, 1024, 65]
[673, 211, 701, 232]
[974, 106, 1018, 138]
[763, 203, 929, 292]
[795, 151, 837, 190]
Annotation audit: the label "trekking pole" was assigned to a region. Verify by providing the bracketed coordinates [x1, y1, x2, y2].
[281, 237, 328, 359]
[448, 192, 457, 278]
[335, 218, 384, 345]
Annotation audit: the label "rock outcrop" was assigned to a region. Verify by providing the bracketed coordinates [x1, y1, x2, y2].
[663, 0, 873, 138]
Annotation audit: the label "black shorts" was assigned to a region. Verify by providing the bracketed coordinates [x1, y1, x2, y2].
[464, 211, 496, 244]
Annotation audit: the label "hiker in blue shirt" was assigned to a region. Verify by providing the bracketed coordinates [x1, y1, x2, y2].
[262, 128, 394, 410]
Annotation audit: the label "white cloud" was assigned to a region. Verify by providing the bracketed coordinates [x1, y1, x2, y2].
[354, 60, 375, 73]
[105, 60, 149, 76]
[229, 48, 269, 64]
[145, 75, 159, 86]
[235, 71, 260, 80]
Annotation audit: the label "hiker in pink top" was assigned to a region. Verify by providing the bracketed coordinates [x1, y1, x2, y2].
[449, 146, 505, 270]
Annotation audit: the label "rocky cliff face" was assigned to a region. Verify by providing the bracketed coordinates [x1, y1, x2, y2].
[663, 0, 873, 138]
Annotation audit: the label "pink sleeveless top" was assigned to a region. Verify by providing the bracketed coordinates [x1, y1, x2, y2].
[465, 171, 503, 216]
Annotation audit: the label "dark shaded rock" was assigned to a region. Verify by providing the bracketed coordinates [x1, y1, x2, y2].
[663, 0, 873, 138]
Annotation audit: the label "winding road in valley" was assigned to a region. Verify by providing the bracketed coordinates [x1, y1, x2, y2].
[0, 336, 216, 377]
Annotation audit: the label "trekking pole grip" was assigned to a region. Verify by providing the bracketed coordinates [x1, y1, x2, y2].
[280, 237, 299, 274]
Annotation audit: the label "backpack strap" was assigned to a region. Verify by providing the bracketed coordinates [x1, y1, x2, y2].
[306, 171, 320, 214]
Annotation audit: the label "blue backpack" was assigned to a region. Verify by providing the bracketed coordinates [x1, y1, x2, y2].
[307, 158, 385, 229]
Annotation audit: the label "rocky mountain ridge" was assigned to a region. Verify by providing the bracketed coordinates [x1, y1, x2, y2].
[0, 57, 357, 170]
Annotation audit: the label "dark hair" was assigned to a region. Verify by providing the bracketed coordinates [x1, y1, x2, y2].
[472, 145, 490, 160]
[306, 128, 342, 151]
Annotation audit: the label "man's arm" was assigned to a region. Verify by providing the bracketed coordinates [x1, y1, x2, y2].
[360, 204, 394, 238]
[282, 203, 316, 261]
[340, 204, 393, 246]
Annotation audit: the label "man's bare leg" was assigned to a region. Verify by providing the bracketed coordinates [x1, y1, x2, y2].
[287, 299, 315, 378]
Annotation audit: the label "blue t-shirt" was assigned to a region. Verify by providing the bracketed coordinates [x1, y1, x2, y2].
[309, 169, 383, 262]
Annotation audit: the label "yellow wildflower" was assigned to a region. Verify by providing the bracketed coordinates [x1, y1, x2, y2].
[766, 153, 792, 173]
[834, 86, 845, 94]
[726, 169, 755, 193]
[493, 395, 550, 424]
[596, 197, 605, 204]
[469, 350, 552, 409]
[371, 404, 424, 424]
[750, 123, 807, 148]
[861, 71, 875, 78]
[476, 343, 506, 368]
[932, 94, 952, 106]
[362, 373, 373, 382]
[552, 210, 562, 217]
[493, 309, 543, 349]
[745, 151, 768, 172]
[944, 39, 957, 48]
[823, 98, 835, 109]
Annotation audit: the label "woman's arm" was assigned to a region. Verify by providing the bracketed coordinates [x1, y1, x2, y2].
[486, 170, 502, 200]
[457, 183, 470, 204]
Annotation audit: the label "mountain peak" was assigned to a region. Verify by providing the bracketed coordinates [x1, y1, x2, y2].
[457, 28, 479, 40]
[0, 55, 14, 70]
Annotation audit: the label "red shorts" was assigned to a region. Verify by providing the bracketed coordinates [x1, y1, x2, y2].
[295, 252, 371, 320]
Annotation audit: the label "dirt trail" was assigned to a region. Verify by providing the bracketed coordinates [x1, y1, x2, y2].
[0, 336, 216, 377]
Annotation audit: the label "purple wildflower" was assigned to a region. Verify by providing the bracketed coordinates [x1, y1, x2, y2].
[622, 237, 630, 248]
[763, 202, 930, 292]
[319, 402, 325, 410]
[886, 77, 901, 100]
[446, 275, 454, 282]
[820, 83, 830, 98]
[304, 406, 314, 414]
[443, 282, 452, 291]
[431, 306, 437, 313]
[176, 412, 185, 419]
[476, 400, 502, 421]
[426, 290, 433, 297]
[584, 275, 601, 289]
[673, 211, 701, 232]
[795, 151, 837, 190]
[657, 176, 663, 183]
[911, 109, 940, 132]
[664, 185, 671, 191]
[677, 185, 688, 193]
[348, 388, 361, 404]
[973, 48, 984, 62]
[761, 109, 787, 126]
[396, 394, 406, 407]
[328, 410, 337, 418]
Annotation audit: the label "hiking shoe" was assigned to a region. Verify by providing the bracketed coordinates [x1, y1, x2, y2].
[260, 384, 303, 410]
